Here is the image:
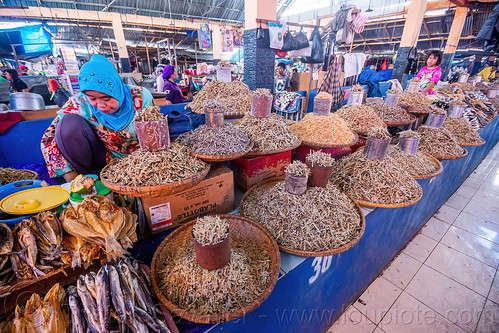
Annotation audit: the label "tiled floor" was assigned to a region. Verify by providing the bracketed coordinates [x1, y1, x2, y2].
[328, 144, 499, 333]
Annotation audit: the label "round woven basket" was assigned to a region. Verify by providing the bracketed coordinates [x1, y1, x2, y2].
[150, 214, 280, 324]
[244, 140, 302, 158]
[431, 147, 468, 160]
[301, 132, 359, 149]
[384, 114, 417, 127]
[412, 152, 444, 180]
[100, 163, 210, 198]
[352, 183, 423, 208]
[458, 137, 486, 147]
[240, 178, 366, 257]
[189, 140, 254, 162]
[0, 169, 39, 186]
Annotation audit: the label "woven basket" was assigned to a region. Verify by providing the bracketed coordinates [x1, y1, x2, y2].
[190, 140, 254, 162]
[458, 137, 486, 147]
[301, 132, 359, 149]
[150, 214, 280, 324]
[412, 152, 444, 180]
[0, 169, 39, 186]
[100, 163, 210, 198]
[244, 140, 302, 158]
[384, 114, 417, 127]
[352, 183, 423, 208]
[240, 178, 366, 257]
[431, 147, 468, 160]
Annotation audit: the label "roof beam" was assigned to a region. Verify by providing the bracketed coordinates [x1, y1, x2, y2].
[102, 0, 117, 12]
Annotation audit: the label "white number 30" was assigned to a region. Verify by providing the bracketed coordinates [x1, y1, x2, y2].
[309, 255, 333, 284]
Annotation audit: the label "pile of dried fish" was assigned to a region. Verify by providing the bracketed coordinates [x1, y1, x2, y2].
[399, 130, 420, 138]
[290, 113, 357, 145]
[366, 97, 384, 105]
[242, 182, 363, 251]
[187, 80, 252, 114]
[192, 216, 229, 246]
[450, 100, 466, 106]
[254, 88, 272, 96]
[398, 92, 432, 106]
[285, 161, 310, 177]
[431, 108, 447, 115]
[237, 114, 301, 152]
[0, 168, 38, 185]
[368, 126, 391, 139]
[417, 126, 466, 158]
[316, 92, 333, 99]
[135, 106, 164, 122]
[336, 105, 387, 135]
[369, 104, 415, 124]
[101, 144, 207, 187]
[350, 84, 365, 92]
[217, 60, 231, 68]
[274, 92, 298, 109]
[386, 88, 402, 94]
[68, 260, 170, 333]
[462, 108, 481, 130]
[442, 117, 485, 146]
[329, 150, 422, 205]
[407, 104, 432, 115]
[0, 283, 68, 332]
[176, 124, 251, 155]
[61, 196, 137, 261]
[204, 99, 224, 111]
[306, 151, 334, 167]
[387, 146, 440, 178]
[159, 238, 270, 315]
[464, 95, 497, 127]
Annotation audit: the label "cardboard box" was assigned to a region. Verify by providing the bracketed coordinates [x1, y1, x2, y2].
[231, 150, 291, 191]
[142, 165, 234, 234]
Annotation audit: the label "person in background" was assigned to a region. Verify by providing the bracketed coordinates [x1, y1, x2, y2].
[20, 65, 37, 76]
[477, 63, 497, 82]
[155, 66, 165, 92]
[274, 62, 291, 93]
[4, 69, 29, 92]
[162, 65, 185, 105]
[41, 54, 155, 182]
[415, 50, 443, 95]
[290, 68, 300, 92]
[0, 71, 7, 82]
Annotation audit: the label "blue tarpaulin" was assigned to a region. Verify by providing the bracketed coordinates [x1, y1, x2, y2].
[0, 24, 53, 60]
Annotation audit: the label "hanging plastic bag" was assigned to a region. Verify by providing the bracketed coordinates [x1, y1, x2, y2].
[281, 31, 298, 52]
[294, 27, 310, 49]
[269, 22, 285, 49]
[256, 24, 270, 48]
[301, 26, 324, 64]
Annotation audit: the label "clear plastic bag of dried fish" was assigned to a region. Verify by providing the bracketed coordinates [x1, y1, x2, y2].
[68, 260, 171, 333]
[237, 113, 301, 153]
[134, 106, 170, 151]
[176, 123, 252, 157]
[241, 181, 364, 254]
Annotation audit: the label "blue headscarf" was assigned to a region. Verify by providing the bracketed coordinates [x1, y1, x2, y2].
[78, 55, 134, 131]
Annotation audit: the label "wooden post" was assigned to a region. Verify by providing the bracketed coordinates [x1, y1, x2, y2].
[195, 43, 198, 66]
[11, 45, 21, 77]
[145, 37, 151, 74]
[166, 38, 173, 65]
[107, 34, 116, 62]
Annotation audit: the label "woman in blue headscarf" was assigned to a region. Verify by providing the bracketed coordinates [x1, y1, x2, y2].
[41, 54, 155, 181]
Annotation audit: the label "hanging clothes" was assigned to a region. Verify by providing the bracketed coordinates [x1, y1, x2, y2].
[318, 55, 344, 107]
[330, 3, 357, 44]
[343, 53, 367, 79]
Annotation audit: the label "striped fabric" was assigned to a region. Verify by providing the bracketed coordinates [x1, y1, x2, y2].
[318, 55, 344, 107]
[351, 12, 368, 34]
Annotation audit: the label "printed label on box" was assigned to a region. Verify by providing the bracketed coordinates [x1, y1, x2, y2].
[149, 202, 173, 231]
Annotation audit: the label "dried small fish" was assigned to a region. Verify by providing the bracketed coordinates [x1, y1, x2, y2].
[0, 222, 13, 271]
[187, 79, 252, 114]
[430, 108, 446, 115]
[95, 266, 111, 332]
[336, 105, 386, 135]
[85, 271, 97, 299]
[176, 124, 251, 155]
[0, 168, 37, 185]
[387, 146, 440, 178]
[101, 144, 207, 187]
[350, 84, 364, 92]
[399, 130, 420, 138]
[135, 106, 164, 122]
[387, 88, 402, 94]
[192, 216, 229, 246]
[369, 104, 415, 124]
[290, 113, 357, 145]
[67, 286, 87, 333]
[33, 212, 64, 261]
[13, 221, 45, 279]
[417, 126, 465, 158]
[285, 161, 310, 177]
[397, 92, 432, 106]
[368, 127, 391, 139]
[305, 151, 334, 167]
[315, 92, 333, 99]
[108, 265, 127, 327]
[254, 88, 272, 96]
[442, 117, 485, 146]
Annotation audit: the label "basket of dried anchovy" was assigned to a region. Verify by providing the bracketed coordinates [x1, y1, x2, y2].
[240, 178, 365, 257]
[442, 117, 486, 147]
[417, 126, 468, 160]
[100, 143, 210, 198]
[151, 214, 280, 324]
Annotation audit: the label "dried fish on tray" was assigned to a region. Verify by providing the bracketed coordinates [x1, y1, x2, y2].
[329, 150, 423, 208]
[237, 114, 302, 155]
[336, 104, 387, 135]
[0, 168, 39, 185]
[442, 117, 485, 146]
[241, 180, 364, 256]
[290, 113, 357, 148]
[387, 146, 443, 179]
[176, 124, 252, 160]
[369, 104, 416, 126]
[417, 126, 467, 159]
[398, 92, 432, 107]
[187, 80, 252, 115]
[151, 215, 280, 324]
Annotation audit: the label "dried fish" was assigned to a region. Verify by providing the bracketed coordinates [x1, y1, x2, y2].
[108, 265, 127, 327]
[305, 151, 334, 167]
[237, 114, 301, 152]
[336, 104, 386, 135]
[398, 92, 432, 106]
[95, 266, 111, 332]
[442, 117, 485, 146]
[100, 143, 207, 187]
[368, 127, 391, 139]
[192, 216, 229, 246]
[399, 130, 420, 138]
[187, 79, 252, 114]
[329, 150, 422, 205]
[369, 104, 415, 124]
[68, 286, 87, 333]
[431, 107, 446, 115]
[13, 221, 45, 279]
[387, 146, 440, 178]
[290, 113, 357, 145]
[134, 306, 170, 333]
[350, 84, 365, 92]
[242, 182, 363, 252]
[417, 126, 465, 158]
[0, 168, 37, 185]
[285, 161, 310, 177]
[134, 106, 164, 122]
[32, 212, 64, 261]
[254, 88, 272, 96]
[0, 223, 13, 271]
[176, 124, 251, 155]
[315, 92, 333, 99]
[77, 276, 101, 333]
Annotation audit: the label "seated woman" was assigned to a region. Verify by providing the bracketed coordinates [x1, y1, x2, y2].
[415, 50, 442, 95]
[5, 69, 29, 92]
[41, 54, 155, 182]
[162, 65, 185, 105]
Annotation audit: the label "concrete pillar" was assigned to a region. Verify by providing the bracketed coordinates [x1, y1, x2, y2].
[243, 0, 277, 91]
[212, 25, 222, 65]
[392, 0, 428, 82]
[440, 6, 468, 80]
[111, 13, 132, 73]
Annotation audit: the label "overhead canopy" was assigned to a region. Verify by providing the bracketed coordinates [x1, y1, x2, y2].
[0, 24, 53, 60]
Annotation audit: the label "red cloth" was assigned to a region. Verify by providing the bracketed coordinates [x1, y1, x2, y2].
[0, 112, 22, 134]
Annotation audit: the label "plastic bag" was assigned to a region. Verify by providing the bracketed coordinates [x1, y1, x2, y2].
[301, 27, 324, 64]
[281, 31, 297, 52]
[294, 27, 310, 49]
[269, 22, 285, 49]
[256, 24, 270, 48]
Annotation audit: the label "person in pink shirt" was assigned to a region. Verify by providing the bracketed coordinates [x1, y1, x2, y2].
[416, 50, 443, 95]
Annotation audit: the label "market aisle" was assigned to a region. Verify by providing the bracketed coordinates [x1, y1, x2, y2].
[328, 143, 499, 333]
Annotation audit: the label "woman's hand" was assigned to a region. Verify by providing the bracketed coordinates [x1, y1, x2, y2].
[62, 170, 78, 182]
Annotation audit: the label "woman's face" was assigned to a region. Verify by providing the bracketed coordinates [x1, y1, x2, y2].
[427, 54, 439, 67]
[5, 72, 12, 81]
[170, 70, 177, 81]
[85, 91, 120, 114]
